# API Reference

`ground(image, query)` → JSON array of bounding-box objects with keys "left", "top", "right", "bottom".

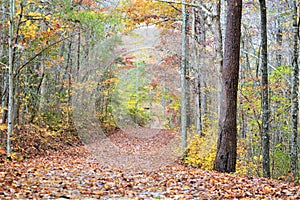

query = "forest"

[{"left": 0, "top": 0, "right": 300, "bottom": 199}]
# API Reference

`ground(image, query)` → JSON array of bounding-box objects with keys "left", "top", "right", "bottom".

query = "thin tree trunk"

[
  {"left": 77, "top": 28, "right": 81, "bottom": 79},
  {"left": 66, "top": 38, "right": 73, "bottom": 125},
  {"left": 195, "top": 73, "right": 202, "bottom": 135},
  {"left": 275, "top": 0, "right": 282, "bottom": 67},
  {"left": 135, "top": 62, "right": 139, "bottom": 124},
  {"left": 2, "top": 80, "right": 8, "bottom": 124},
  {"left": 213, "top": 0, "right": 223, "bottom": 121},
  {"left": 192, "top": 3, "right": 202, "bottom": 135},
  {"left": 290, "top": 0, "right": 299, "bottom": 180},
  {"left": 214, "top": 0, "right": 242, "bottom": 173},
  {"left": 181, "top": 0, "right": 188, "bottom": 150},
  {"left": 1, "top": 3, "right": 8, "bottom": 126},
  {"left": 7, "top": 0, "right": 15, "bottom": 155},
  {"left": 13, "top": 76, "right": 20, "bottom": 135},
  {"left": 259, "top": 0, "right": 270, "bottom": 178},
  {"left": 39, "top": 59, "right": 46, "bottom": 111}
]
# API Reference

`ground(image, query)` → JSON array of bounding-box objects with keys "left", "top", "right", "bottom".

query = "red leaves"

[{"left": 117, "top": 56, "right": 137, "bottom": 70}]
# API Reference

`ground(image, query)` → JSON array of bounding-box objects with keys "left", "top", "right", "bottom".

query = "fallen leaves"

[
  {"left": 0, "top": 145, "right": 299, "bottom": 199},
  {"left": 0, "top": 127, "right": 299, "bottom": 199}
]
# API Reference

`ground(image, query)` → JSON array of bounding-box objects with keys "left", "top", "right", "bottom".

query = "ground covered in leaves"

[{"left": 1, "top": 144, "right": 300, "bottom": 199}]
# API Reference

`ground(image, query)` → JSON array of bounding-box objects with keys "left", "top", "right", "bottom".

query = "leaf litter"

[{"left": 1, "top": 128, "right": 300, "bottom": 199}]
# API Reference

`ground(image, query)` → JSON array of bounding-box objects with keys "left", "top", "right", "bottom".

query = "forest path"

[
  {"left": 1, "top": 145, "right": 299, "bottom": 199},
  {"left": 85, "top": 127, "right": 181, "bottom": 171},
  {"left": 1, "top": 128, "right": 300, "bottom": 199}
]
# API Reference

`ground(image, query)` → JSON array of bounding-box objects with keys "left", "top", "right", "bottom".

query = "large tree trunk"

[
  {"left": 290, "top": 0, "right": 299, "bottom": 180},
  {"left": 260, "top": 0, "right": 270, "bottom": 178},
  {"left": 214, "top": 0, "right": 242, "bottom": 173}
]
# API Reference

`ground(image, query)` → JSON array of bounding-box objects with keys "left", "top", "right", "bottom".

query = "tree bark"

[
  {"left": 181, "top": 0, "right": 187, "bottom": 150},
  {"left": 214, "top": 0, "right": 242, "bottom": 173},
  {"left": 7, "top": 0, "right": 15, "bottom": 156},
  {"left": 260, "top": 0, "right": 270, "bottom": 178},
  {"left": 213, "top": 0, "right": 223, "bottom": 122},
  {"left": 275, "top": 16, "right": 282, "bottom": 66},
  {"left": 290, "top": 0, "right": 299, "bottom": 180}
]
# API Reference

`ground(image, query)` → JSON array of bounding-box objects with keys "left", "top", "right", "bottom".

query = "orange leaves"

[
  {"left": 120, "top": 0, "right": 180, "bottom": 27},
  {"left": 73, "top": 0, "right": 97, "bottom": 8},
  {"left": 1, "top": 124, "right": 300, "bottom": 199},
  {"left": 0, "top": 124, "right": 7, "bottom": 131},
  {"left": 0, "top": 147, "right": 5, "bottom": 156},
  {"left": 0, "top": 144, "right": 300, "bottom": 199}
]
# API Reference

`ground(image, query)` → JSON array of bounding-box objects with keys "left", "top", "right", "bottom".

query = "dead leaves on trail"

[
  {"left": 0, "top": 146, "right": 299, "bottom": 199},
  {"left": 85, "top": 128, "right": 181, "bottom": 171},
  {"left": 109, "top": 128, "right": 177, "bottom": 154}
]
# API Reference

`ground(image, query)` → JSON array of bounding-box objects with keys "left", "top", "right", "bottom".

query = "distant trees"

[{"left": 0, "top": 0, "right": 121, "bottom": 154}]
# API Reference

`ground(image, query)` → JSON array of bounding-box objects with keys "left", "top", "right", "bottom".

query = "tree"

[
  {"left": 7, "top": 0, "right": 15, "bottom": 156},
  {"left": 290, "top": 0, "right": 299, "bottom": 180},
  {"left": 214, "top": 0, "right": 242, "bottom": 173},
  {"left": 260, "top": 0, "right": 270, "bottom": 178},
  {"left": 181, "top": 0, "right": 188, "bottom": 150}
]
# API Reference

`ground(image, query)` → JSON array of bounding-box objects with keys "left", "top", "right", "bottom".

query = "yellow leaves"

[
  {"left": 236, "top": 138, "right": 256, "bottom": 176},
  {"left": 120, "top": 0, "right": 180, "bottom": 27},
  {"left": 103, "top": 78, "right": 119, "bottom": 85},
  {"left": 0, "top": 123, "right": 7, "bottom": 131},
  {"left": 253, "top": 155, "right": 263, "bottom": 161},
  {"left": 184, "top": 134, "right": 217, "bottom": 170},
  {"left": 183, "top": 185, "right": 190, "bottom": 189}
]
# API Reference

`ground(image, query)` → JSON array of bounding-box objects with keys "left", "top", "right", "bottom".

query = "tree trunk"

[
  {"left": 260, "top": 0, "right": 270, "bottom": 178},
  {"left": 192, "top": 1, "right": 205, "bottom": 135},
  {"left": 213, "top": 0, "right": 223, "bottom": 122},
  {"left": 275, "top": 0, "right": 282, "bottom": 67},
  {"left": 214, "top": 0, "right": 242, "bottom": 173},
  {"left": 290, "top": 0, "right": 299, "bottom": 180},
  {"left": 1, "top": 3, "right": 8, "bottom": 126},
  {"left": 7, "top": 0, "right": 15, "bottom": 156},
  {"left": 195, "top": 73, "right": 202, "bottom": 135},
  {"left": 181, "top": 0, "right": 187, "bottom": 150},
  {"left": 135, "top": 62, "right": 139, "bottom": 125}
]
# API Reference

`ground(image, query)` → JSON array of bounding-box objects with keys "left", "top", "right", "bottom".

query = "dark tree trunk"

[
  {"left": 214, "top": 0, "right": 242, "bottom": 173},
  {"left": 260, "top": 0, "right": 270, "bottom": 178},
  {"left": 291, "top": 0, "right": 299, "bottom": 180}
]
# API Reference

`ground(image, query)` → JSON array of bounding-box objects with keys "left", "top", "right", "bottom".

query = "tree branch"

[
  {"left": 153, "top": 0, "right": 215, "bottom": 17},
  {"left": 14, "top": 32, "right": 81, "bottom": 77},
  {"left": 241, "top": 49, "right": 291, "bottom": 85}
]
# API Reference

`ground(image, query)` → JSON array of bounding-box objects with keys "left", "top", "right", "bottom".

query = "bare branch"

[{"left": 241, "top": 49, "right": 291, "bottom": 85}]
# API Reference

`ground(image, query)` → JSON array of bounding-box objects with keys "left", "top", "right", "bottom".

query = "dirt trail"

[{"left": 86, "top": 128, "right": 181, "bottom": 171}]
